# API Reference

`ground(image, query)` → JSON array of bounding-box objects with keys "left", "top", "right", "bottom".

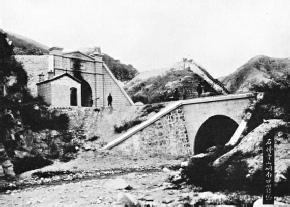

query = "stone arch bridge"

[{"left": 104, "top": 93, "right": 254, "bottom": 156}]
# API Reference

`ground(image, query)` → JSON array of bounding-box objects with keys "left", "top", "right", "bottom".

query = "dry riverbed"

[{"left": 0, "top": 150, "right": 288, "bottom": 206}]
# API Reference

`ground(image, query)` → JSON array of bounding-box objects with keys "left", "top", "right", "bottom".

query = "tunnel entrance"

[
  {"left": 71, "top": 58, "right": 93, "bottom": 107},
  {"left": 194, "top": 115, "right": 239, "bottom": 154},
  {"left": 81, "top": 80, "right": 93, "bottom": 107}
]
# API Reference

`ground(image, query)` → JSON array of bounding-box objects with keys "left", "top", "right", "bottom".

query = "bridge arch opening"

[{"left": 194, "top": 115, "right": 238, "bottom": 154}]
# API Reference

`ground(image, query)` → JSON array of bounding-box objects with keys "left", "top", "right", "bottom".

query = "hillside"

[
  {"left": 102, "top": 54, "right": 139, "bottom": 82},
  {"left": 6, "top": 32, "right": 49, "bottom": 55},
  {"left": 79, "top": 47, "right": 139, "bottom": 82},
  {"left": 125, "top": 59, "right": 228, "bottom": 104},
  {"left": 221, "top": 55, "right": 290, "bottom": 93}
]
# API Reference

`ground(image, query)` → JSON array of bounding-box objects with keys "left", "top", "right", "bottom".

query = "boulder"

[
  {"left": 180, "top": 161, "right": 189, "bottom": 168},
  {"left": 134, "top": 102, "right": 144, "bottom": 106},
  {"left": 116, "top": 192, "right": 140, "bottom": 207},
  {"left": 50, "top": 130, "right": 59, "bottom": 137},
  {"left": 83, "top": 143, "right": 92, "bottom": 151},
  {"left": 14, "top": 150, "right": 29, "bottom": 159},
  {"left": 162, "top": 167, "right": 170, "bottom": 172},
  {"left": 166, "top": 170, "right": 182, "bottom": 184}
]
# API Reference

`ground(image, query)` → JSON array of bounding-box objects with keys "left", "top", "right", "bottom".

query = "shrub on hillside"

[
  {"left": 14, "top": 104, "right": 70, "bottom": 131},
  {"left": 140, "top": 103, "right": 165, "bottom": 116},
  {"left": 245, "top": 74, "right": 290, "bottom": 133},
  {"left": 114, "top": 118, "right": 143, "bottom": 133}
]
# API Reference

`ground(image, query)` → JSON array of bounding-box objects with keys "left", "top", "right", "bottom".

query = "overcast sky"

[{"left": 1, "top": 0, "right": 290, "bottom": 77}]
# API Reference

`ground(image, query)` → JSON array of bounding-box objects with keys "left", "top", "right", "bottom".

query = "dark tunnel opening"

[
  {"left": 71, "top": 58, "right": 93, "bottom": 107},
  {"left": 81, "top": 81, "right": 92, "bottom": 107},
  {"left": 194, "top": 115, "right": 239, "bottom": 154}
]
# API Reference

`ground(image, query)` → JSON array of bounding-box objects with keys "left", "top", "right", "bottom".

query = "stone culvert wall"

[{"left": 114, "top": 107, "right": 191, "bottom": 157}]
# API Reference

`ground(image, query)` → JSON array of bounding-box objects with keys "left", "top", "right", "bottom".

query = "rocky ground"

[
  {"left": 0, "top": 150, "right": 184, "bottom": 206},
  {"left": 1, "top": 149, "right": 290, "bottom": 206},
  {"left": 0, "top": 171, "right": 256, "bottom": 207}
]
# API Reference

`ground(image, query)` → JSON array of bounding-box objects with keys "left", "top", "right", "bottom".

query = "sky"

[{"left": 1, "top": 0, "right": 290, "bottom": 77}]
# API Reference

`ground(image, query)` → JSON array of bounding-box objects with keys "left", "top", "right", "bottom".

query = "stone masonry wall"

[
  {"left": 37, "top": 82, "right": 51, "bottom": 105},
  {"left": 15, "top": 55, "right": 49, "bottom": 97},
  {"left": 96, "top": 74, "right": 104, "bottom": 107},
  {"left": 103, "top": 66, "right": 131, "bottom": 107},
  {"left": 114, "top": 107, "right": 191, "bottom": 157},
  {"left": 95, "top": 61, "right": 103, "bottom": 74}
]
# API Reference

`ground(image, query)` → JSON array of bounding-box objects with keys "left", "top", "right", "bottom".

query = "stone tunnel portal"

[
  {"left": 81, "top": 80, "right": 93, "bottom": 107},
  {"left": 194, "top": 115, "right": 239, "bottom": 154}
]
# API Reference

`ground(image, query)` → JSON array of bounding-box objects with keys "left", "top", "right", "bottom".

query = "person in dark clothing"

[
  {"left": 174, "top": 88, "right": 179, "bottom": 101},
  {"left": 107, "top": 93, "right": 113, "bottom": 106},
  {"left": 197, "top": 83, "right": 202, "bottom": 97},
  {"left": 163, "top": 91, "right": 168, "bottom": 102},
  {"left": 183, "top": 90, "right": 187, "bottom": 100}
]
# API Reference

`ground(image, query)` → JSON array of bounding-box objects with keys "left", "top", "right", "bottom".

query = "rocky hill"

[
  {"left": 6, "top": 32, "right": 49, "bottom": 55},
  {"left": 221, "top": 55, "right": 290, "bottom": 93},
  {"left": 125, "top": 59, "right": 229, "bottom": 104}
]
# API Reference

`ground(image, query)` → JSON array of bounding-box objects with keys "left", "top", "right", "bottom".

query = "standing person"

[
  {"left": 197, "top": 83, "right": 202, "bottom": 97},
  {"left": 107, "top": 93, "right": 113, "bottom": 107},
  {"left": 163, "top": 91, "right": 168, "bottom": 102},
  {"left": 174, "top": 88, "right": 179, "bottom": 101},
  {"left": 183, "top": 90, "right": 187, "bottom": 100}
]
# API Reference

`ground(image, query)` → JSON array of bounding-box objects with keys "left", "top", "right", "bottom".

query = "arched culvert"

[{"left": 194, "top": 115, "right": 238, "bottom": 154}]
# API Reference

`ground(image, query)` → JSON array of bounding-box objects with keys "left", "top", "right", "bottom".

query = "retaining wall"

[{"left": 114, "top": 106, "right": 191, "bottom": 157}]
